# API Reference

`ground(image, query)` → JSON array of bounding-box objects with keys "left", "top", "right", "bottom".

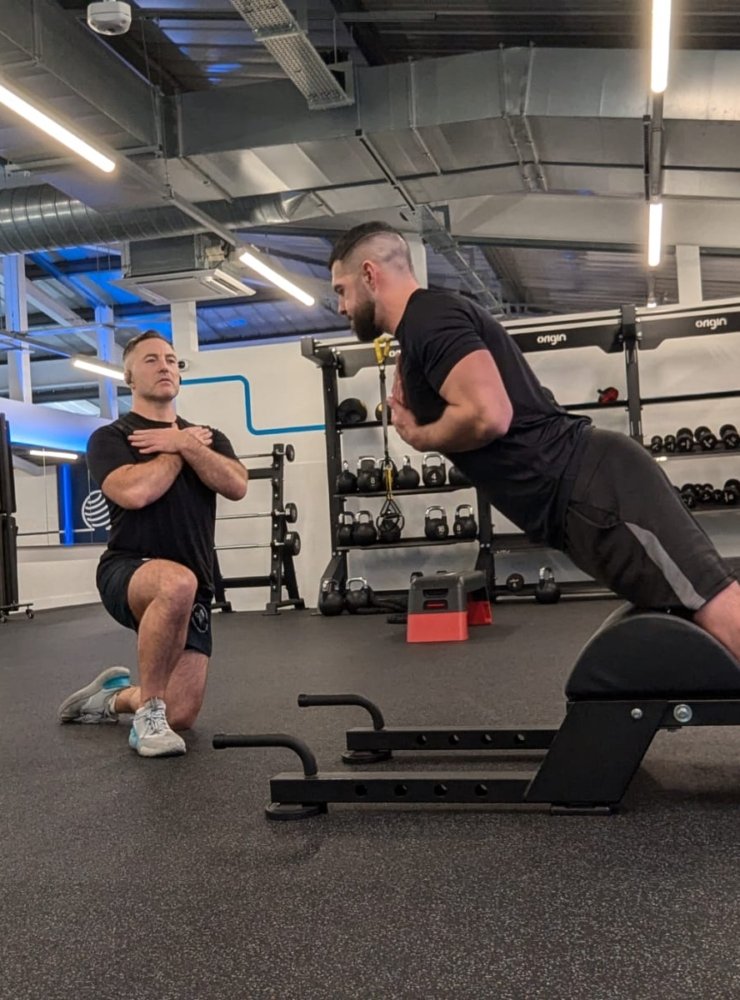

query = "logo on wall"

[
  {"left": 81, "top": 490, "right": 111, "bottom": 531},
  {"left": 694, "top": 316, "right": 728, "bottom": 332}
]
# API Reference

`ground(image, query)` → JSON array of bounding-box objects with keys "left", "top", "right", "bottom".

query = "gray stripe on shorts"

[{"left": 626, "top": 521, "right": 705, "bottom": 610}]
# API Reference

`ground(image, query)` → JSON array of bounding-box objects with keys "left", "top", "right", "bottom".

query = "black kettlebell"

[
  {"left": 376, "top": 508, "right": 404, "bottom": 543},
  {"left": 396, "top": 455, "right": 420, "bottom": 490},
  {"left": 336, "top": 461, "right": 357, "bottom": 494},
  {"left": 336, "top": 511, "right": 355, "bottom": 546},
  {"left": 424, "top": 505, "right": 449, "bottom": 540},
  {"left": 676, "top": 427, "right": 695, "bottom": 453},
  {"left": 535, "top": 566, "right": 561, "bottom": 605},
  {"left": 695, "top": 426, "right": 718, "bottom": 451},
  {"left": 318, "top": 579, "right": 345, "bottom": 616},
  {"left": 353, "top": 510, "right": 377, "bottom": 546},
  {"left": 356, "top": 456, "right": 383, "bottom": 492},
  {"left": 649, "top": 435, "right": 663, "bottom": 454},
  {"left": 452, "top": 503, "right": 477, "bottom": 539},
  {"left": 506, "top": 573, "right": 525, "bottom": 593},
  {"left": 422, "top": 452, "right": 446, "bottom": 488},
  {"left": 720, "top": 424, "right": 740, "bottom": 450},
  {"left": 336, "top": 398, "right": 367, "bottom": 425},
  {"left": 345, "top": 577, "right": 372, "bottom": 613},
  {"left": 448, "top": 465, "right": 471, "bottom": 487}
]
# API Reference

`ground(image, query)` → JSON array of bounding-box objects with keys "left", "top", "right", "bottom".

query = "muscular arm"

[
  {"left": 179, "top": 437, "right": 248, "bottom": 501},
  {"left": 101, "top": 454, "right": 184, "bottom": 510},
  {"left": 389, "top": 350, "right": 513, "bottom": 452}
]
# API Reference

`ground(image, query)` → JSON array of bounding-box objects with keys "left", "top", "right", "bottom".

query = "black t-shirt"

[
  {"left": 87, "top": 411, "right": 239, "bottom": 589},
  {"left": 396, "top": 289, "right": 592, "bottom": 547}
]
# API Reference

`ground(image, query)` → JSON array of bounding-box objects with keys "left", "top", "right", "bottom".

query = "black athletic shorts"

[
  {"left": 563, "top": 428, "right": 737, "bottom": 611},
  {"left": 96, "top": 554, "right": 213, "bottom": 657}
]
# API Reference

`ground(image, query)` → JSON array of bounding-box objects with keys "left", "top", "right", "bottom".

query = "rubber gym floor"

[{"left": 3, "top": 598, "right": 740, "bottom": 1000}]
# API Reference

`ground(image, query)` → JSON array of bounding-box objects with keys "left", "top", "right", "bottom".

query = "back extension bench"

[{"left": 214, "top": 604, "right": 740, "bottom": 820}]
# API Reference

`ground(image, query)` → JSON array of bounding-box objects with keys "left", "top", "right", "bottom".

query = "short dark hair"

[
  {"left": 122, "top": 330, "right": 171, "bottom": 362},
  {"left": 328, "top": 222, "right": 405, "bottom": 268}
]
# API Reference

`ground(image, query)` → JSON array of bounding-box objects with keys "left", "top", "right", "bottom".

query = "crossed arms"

[{"left": 100, "top": 425, "right": 248, "bottom": 510}]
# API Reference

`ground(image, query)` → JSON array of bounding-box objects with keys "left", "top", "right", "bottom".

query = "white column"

[
  {"left": 406, "top": 235, "right": 428, "bottom": 289},
  {"left": 676, "top": 244, "right": 703, "bottom": 306},
  {"left": 95, "top": 305, "right": 119, "bottom": 420},
  {"left": 4, "top": 254, "right": 32, "bottom": 402},
  {"left": 170, "top": 301, "right": 199, "bottom": 358}
]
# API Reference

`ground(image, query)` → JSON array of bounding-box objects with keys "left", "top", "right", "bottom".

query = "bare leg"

[
  {"left": 118, "top": 558, "right": 197, "bottom": 704},
  {"left": 115, "top": 650, "right": 209, "bottom": 730},
  {"left": 693, "top": 580, "right": 740, "bottom": 661}
]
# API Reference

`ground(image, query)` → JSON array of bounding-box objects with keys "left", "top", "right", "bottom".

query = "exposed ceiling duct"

[{"left": 0, "top": 186, "right": 324, "bottom": 255}]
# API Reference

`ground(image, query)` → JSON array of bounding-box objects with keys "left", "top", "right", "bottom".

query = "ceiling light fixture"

[
  {"left": 28, "top": 450, "right": 79, "bottom": 461},
  {"left": 651, "top": 0, "right": 672, "bottom": 94},
  {"left": 0, "top": 81, "right": 116, "bottom": 174},
  {"left": 238, "top": 247, "right": 315, "bottom": 307},
  {"left": 72, "top": 356, "right": 126, "bottom": 380}
]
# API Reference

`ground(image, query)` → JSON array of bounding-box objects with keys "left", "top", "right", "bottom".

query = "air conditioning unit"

[{"left": 113, "top": 235, "right": 257, "bottom": 305}]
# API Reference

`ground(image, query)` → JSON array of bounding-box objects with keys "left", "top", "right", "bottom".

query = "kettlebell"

[
  {"left": 336, "top": 398, "right": 367, "bottom": 425},
  {"left": 448, "top": 465, "right": 471, "bottom": 487},
  {"left": 336, "top": 511, "right": 356, "bottom": 546},
  {"left": 535, "top": 566, "right": 561, "bottom": 605},
  {"left": 424, "top": 505, "right": 449, "bottom": 540},
  {"left": 396, "top": 455, "right": 420, "bottom": 490},
  {"left": 345, "top": 577, "right": 372, "bottom": 613},
  {"left": 452, "top": 503, "right": 477, "bottom": 539},
  {"left": 422, "top": 452, "right": 447, "bottom": 488},
  {"left": 353, "top": 510, "right": 377, "bottom": 546},
  {"left": 376, "top": 509, "right": 404, "bottom": 543},
  {"left": 336, "top": 460, "right": 357, "bottom": 494},
  {"left": 356, "top": 456, "right": 383, "bottom": 492},
  {"left": 318, "top": 579, "right": 345, "bottom": 616}
]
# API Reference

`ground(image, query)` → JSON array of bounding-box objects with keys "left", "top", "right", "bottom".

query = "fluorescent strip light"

[
  {"left": 29, "top": 449, "right": 79, "bottom": 461},
  {"left": 238, "top": 248, "right": 315, "bottom": 307},
  {"left": 72, "top": 356, "right": 126, "bottom": 380},
  {"left": 0, "top": 82, "right": 116, "bottom": 174},
  {"left": 651, "top": 0, "right": 672, "bottom": 94},
  {"left": 648, "top": 202, "right": 663, "bottom": 268}
]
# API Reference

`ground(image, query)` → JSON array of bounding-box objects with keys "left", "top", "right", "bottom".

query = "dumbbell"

[
  {"left": 679, "top": 483, "right": 697, "bottom": 509},
  {"left": 356, "top": 457, "right": 384, "bottom": 492},
  {"left": 695, "top": 426, "right": 719, "bottom": 451},
  {"left": 649, "top": 435, "right": 663, "bottom": 454},
  {"left": 720, "top": 424, "right": 740, "bottom": 450},
  {"left": 424, "top": 505, "right": 449, "bottom": 540},
  {"left": 535, "top": 566, "right": 561, "bottom": 605},
  {"left": 336, "top": 511, "right": 355, "bottom": 546},
  {"left": 353, "top": 510, "right": 377, "bottom": 546},
  {"left": 336, "top": 398, "right": 367, "bottom": 424},
  {"left": 506, "top": 573, "right": 525, "bottom": 593},
  {"left": 452, "top": 504, "right": 477, "bottom": 539},
  {"left": 676, "top": 428, "right": 695, "bottom": 453},
  {"left": 724, "top": 479, "right": 740, "bottom": 505},
  {"left": 663, "top": 434, "right": 677, "bottom": 453},
  {"left": 396, "top": 456, "right": 420, "bottom": 490},
  {"left": 712, "top": 488, "right": 725, "bottom": 505},
  {"left": 336, "top": 461, "right": 357, "bottom": 494},
  {"left": 422, "top": 453, "right": 446, "bottom": 487},
  {"left": 697, "top": 483, "right": 714, "bottom": 505}
]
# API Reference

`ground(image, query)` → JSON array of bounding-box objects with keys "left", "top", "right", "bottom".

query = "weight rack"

[{"left": 212, "top": 442, "right": 305, "bottom": 616}]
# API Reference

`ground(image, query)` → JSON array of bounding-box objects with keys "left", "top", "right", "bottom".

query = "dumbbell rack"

[
  {"left": 212, "top": 443, "right": 305, "bottom": 616},
  {"left": 301, "top": 339, "right": 495, "bottom": 601}
]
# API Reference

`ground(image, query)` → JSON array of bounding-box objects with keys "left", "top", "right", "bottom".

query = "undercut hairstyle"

[
  {"left": 329, "top": 221, "right": 414, "bottom": 275},
  {"left": 122, "top": 329, "right": 171, "bottom": 363}
]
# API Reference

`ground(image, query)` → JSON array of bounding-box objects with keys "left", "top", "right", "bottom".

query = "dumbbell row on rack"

[
  {"left": 336, "top": 453, "right": 470, "bottom": 492},
  {"left": 649, "top": 424, "right": 740, "bottom": 455},
  {"left": 336, "top": 504, "right": 479, "bottom": 545},
  {"left": 678, "top": 479, "right": 740, "bottom": 509}
]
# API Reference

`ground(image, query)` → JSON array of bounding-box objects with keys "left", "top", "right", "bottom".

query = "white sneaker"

[
  {"left": 58, "top": 666, "right": 131, "bottom": 724},
  {"left": 129, "top": 698, "right": 186, "bottom": 758}
]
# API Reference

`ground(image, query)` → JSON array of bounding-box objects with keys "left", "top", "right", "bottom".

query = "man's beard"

[{"left": 351, "top": 297, "right": 383, "bottom": 343}]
